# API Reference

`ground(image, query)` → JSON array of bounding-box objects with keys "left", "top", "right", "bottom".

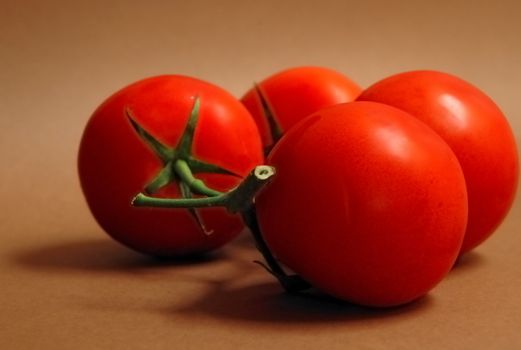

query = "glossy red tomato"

[
  {"left": 256, "top": 102, "right": 468, "bottom": 307},
  {"left": 357, "top": 71, "right": 519, "bottom": 254},
  {"left": 241, "top": 66, "right": 361, "bottom": 149},
  {"left": 78, "top": 75, "right": 263, "bottom": 257}
]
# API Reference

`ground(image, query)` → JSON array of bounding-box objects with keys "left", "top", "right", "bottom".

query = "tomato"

[
  {"left": 357, "top": 71, "right": 519, "bottom": 254},
  {"left": 255, "top": 102, "right": 468, "bottom": 307},
  {"left": 78, "top": 75, "right": 263, "bottom": 257},
  {"left": 241, "top": 66, "right": 361, "bottom": 149}
]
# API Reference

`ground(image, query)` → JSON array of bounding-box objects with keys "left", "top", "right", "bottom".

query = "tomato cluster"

[{"left": 78, "top": 67, "right": 518, "bottom": 307}]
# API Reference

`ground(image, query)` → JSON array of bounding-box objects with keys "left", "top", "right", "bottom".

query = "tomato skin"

[
  {"left": 78, "top": 75, "right": 263, "bottom": 257},
  {"left": 256, "top": 102, "right": 468, "bottom": 307},
  {"left": 357, "top": 71, "right": 519, "bottom": 254},
  {"left": 241, "top": 66, "right": 361, "bottom": 146}
]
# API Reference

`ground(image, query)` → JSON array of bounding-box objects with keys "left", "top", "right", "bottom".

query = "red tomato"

[
  {"left": 241, "top": 66, "right": 361, "bottom": 149},
  {"left": 256, "top": 102, "right": 468, "bottom": 307},
  {"left": 78, "top": 75, "right": 263, "bottom": 257},
  {"left": 357, "top": 71, "right": 519, "bottom": 254}
]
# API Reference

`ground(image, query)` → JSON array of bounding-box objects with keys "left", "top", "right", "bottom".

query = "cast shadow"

[
  {"left": 170, "top": 277, "right": 434, "bottom": 324},
  {"left": 13, "top": 237, "right": 225, "bottom": 273},
  {"left": 13, "top": 234, "right": 435, "bottom": 324},
  {"left": 451, "top": 250, "right": 485, "bottom": 274},
  {"left": 231, "top": 230, "right": 257, "bottom": 249}
]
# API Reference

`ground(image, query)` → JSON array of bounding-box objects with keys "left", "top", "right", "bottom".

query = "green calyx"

[
  {"left": 126, "top": 97, "right": 238, "bottom": 235},
  {"left": 254, "top": 84, "right": 283, "bottom": 154}
]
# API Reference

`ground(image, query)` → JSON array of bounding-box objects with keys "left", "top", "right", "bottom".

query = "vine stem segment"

[{"left": 132, "top": 165, "right": 311, "bottom": 294}]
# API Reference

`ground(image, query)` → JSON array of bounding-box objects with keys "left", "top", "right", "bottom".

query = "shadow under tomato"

[
  {"left": 13, "top": 237, "right": 227, "bottom": 273},
  {"left": 14, "top": 235, "right": 435, "bottom": 324},
  {"left": 171, "top": 278, "right": 434, "bottom": 324},
  {"left": 452, "top": 250, "right": 485, "bottom": 272},
  {"left": 230, "top": 230, "right": 257, "bottom": 249}
]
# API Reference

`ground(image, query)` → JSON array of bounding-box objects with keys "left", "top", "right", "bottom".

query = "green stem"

[
  {"left": 132, "top": 192, "right": 227, "bottom": 208},
  {"left": 223, "top": 165, "right": 276, "bottom": 213},
  {"left": 133, "top": 165, "right": 275, "bottom": 212},
  {"left": 254, "top": 83, "right": 283, "bottom": 154},
  {"left": 131, "top": 164, "right": 311, "bottom": 294},
  {"left": 174, "top": 159, "right": 223, "bottom": 197},
  {"left": 241, "top": 207, "right": 311, "bottom": 293}
]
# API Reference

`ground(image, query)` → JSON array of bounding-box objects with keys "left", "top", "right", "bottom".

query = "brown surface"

[{"left": 1, "top": 0, "right": 521, "bottom": 349}]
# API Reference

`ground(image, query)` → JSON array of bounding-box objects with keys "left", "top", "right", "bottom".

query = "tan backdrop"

[{"left": 1, "top": 0, "right": 520, "bottom": 349}]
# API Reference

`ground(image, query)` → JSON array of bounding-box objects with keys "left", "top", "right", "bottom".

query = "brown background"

[{"left": 1, "top": 0, "right": 520, "bottom": 349}]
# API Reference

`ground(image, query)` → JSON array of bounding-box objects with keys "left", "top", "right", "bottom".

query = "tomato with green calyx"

[
  {"left": 241, "top": 66, "right": 361, "bottom": 152},
  {"left": 255, "top": 102, "right": 468, "bottom": 307},
  {"left": 357, "top": 71, "right": 519, "bottom": 254},
  {"left": 78, "top": 75, "right": 263, "bottom": 257}
]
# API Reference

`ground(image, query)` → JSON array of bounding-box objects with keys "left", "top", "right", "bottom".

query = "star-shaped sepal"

[{"left": 126, "top": 97, "right": 239, "bottom": 235}]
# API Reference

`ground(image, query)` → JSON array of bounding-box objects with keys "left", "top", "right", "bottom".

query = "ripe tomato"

[
  {"left": 256, "top": 102, "right": 468, "bottom": 307},
  {"left": 357, "top": 71, "right": 519, "bottom": 254},
  {"left": 78, "top": 75, "right": 263, "bottom": 257},
  {"left": 241, "top": 66, "right": 361, "bottom": 149}
]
